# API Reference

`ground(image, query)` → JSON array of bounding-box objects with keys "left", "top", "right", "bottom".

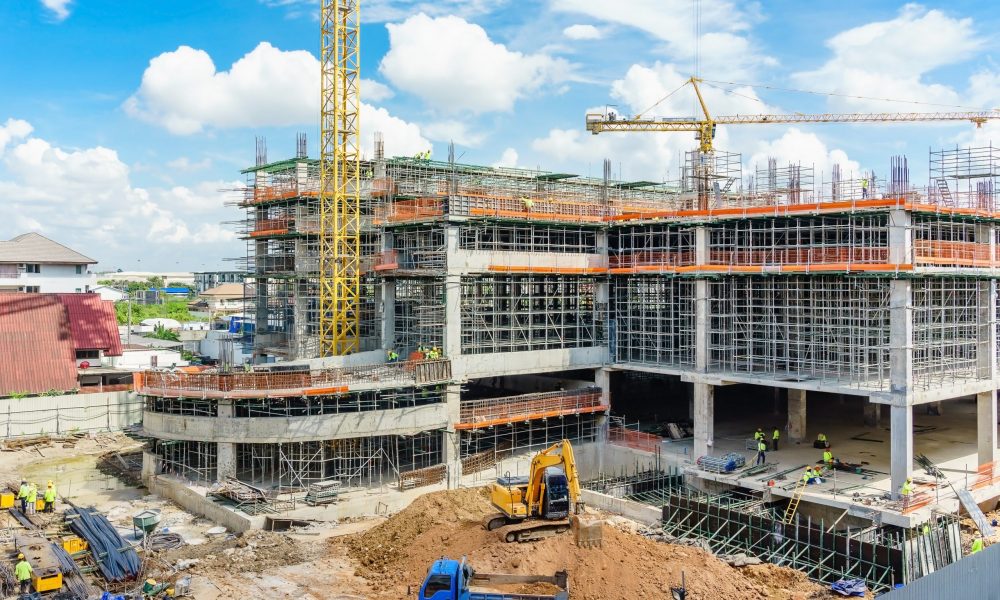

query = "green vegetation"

[
  {"left": 149, "top": 324, "right": 181, "bottom": 342},
  {"left": 114, "top": 301, "right": 204, "bottom": 325}
]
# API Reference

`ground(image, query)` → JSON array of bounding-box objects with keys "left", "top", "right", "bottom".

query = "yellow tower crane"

[
  {"left": 586, "top": 76, "right": 999, "bottom": 154},
  {"left": 319, "top": 0, "right": 361, "bottom": 356}
]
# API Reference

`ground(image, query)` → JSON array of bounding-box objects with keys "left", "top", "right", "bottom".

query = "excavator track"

[{"left": 487, "top": 516, "right": 571, "bottom": 543}]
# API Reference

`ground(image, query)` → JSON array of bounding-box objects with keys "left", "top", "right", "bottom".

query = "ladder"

[
  {"left": 936, "top": 178, "right": 953, "bottom": 203},
  {"left": 783, "top": 476, "right": 809, "bottom": 524}
]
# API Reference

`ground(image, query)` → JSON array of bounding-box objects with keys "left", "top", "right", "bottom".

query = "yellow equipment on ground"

[{"left": 485, "top": 440, "right": 600, "bottom": 544}]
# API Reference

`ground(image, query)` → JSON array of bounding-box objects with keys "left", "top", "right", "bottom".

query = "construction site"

[{"left": 6, "top": 1, "right": 1000, "bottom": 599}]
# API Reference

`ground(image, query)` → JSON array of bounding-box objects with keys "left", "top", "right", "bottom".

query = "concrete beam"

[
  {"left": 890, "top": 404, "right": 913, "bottom": 499},
  {"left": 451, "top": 346, "right": 607, "bottom": 380},
  {"left": 142, "top": 403, "right": 450, "bottom": 444},
  {"left": 978, "top": 390, "right": 998, "bottom": 466},
  {"left": 787, "top": 389, "right": 806, "bottom": 441},
  {"left": 693, "top": 383, "right": 714, "bottom": 458}
]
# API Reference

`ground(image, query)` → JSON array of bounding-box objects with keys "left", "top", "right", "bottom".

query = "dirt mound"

[
  {"left": 343, "top": 486, "right": 492, "bottom": 583},
  {"left": 161, "top": 530, "right": 314, "bottom": 575},
  {"left": 339, "top": 486, "right": 833, "bottom": 600}
]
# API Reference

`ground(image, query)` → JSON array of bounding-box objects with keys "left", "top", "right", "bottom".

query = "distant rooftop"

[{"left": 0, "top": 232, "right": 95, "bottom": 265}]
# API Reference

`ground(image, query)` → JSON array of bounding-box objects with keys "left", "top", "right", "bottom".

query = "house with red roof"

[{"left": 0, "top": 293, "right": 127, "bottom": 397}]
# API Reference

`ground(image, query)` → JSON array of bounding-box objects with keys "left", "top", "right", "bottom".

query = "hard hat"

[
  {"left": 17, "top": 553, "right": 24, "bottom": 559},
  {"left": 47, "top": 482, "right": 53, "bottom": 487},
  {"left": 147, "top": 578, "right": 157, "bottom": 585},
  {"left": 47, "top": 480, "right": 53, "bottom": 485}
]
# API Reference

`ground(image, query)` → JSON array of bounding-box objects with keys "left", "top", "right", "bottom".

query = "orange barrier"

[
  {"left": 456, "top": 389, "right": 606, "bottom": 430},
  {"left": 608, "top": 427, "right": 662, "bottom": 453},
  {"left": 487, "top": 265, "right": 606, "bottom": 275},
  {"left": 372, "top": 250, "right": 400, "bottom": 271},
  {"left": 914, "top": 240, "right": 995, "bottom": 267}
]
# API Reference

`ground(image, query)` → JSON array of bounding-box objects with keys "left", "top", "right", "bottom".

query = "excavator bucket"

[{"left": 572, "top": 515, "right": 604, "bottom": 548}]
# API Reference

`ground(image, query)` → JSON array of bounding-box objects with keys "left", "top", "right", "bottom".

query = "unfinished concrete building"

[{"left": 139, "top": 141, "right": 1000, "bottom": 577}]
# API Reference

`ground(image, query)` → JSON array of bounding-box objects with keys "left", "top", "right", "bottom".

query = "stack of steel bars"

[
  {"left": 51, "top": 542, "right": 96, "bottom": 600},
  {"left": 65, "top": 506, "right": 141, "bottom": 583},
  {"left": 696, "top": 452, "right": 746, "bottom": 474}
]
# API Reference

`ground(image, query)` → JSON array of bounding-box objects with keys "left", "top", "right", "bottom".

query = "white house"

[
  {"left": 0, "top": 233, "right": 98, "bottom": 293},
  {"left": 93, "top": 285, "right": 128, "bottom": 301}
]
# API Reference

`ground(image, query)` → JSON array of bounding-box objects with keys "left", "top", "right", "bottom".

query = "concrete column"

[
  {"left": 890, "top": 404, "right": 913, "bottom": 499},
  {"left": 887, "top": 209, "right": 912, "bottom": 266},
  {"left": 443, "top": 383, "right": 462, "bottom": 488},
  {"left": 381, "top": 279, "right": 396, "bottom": 351},
  {"left": 863, "top": 401, "right": 881, "bottom": 428},
  {"left": 978, "top": 390, "right": 998, "bottom": 466},
  {"left": 216, "top": 398, "right": 236, "bottom": 480},
  {"left": 787, "top": 389, "right": 806, "bottom": 441},
  {"left": 594, "top": 368, "right": 611, "bottom": 408},
  {"left": 976, "top": 278, "right": 997, "bottom": 382},
  {"left": 694, "top": 280, "right": 709, "bottom": 371},
  {"left": 693, "top": 383, "right": 714, "bottom": 458}
]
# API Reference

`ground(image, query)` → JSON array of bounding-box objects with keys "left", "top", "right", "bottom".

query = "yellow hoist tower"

[{"left": 319, "top": 0, "right": 361, "bottom": 356}]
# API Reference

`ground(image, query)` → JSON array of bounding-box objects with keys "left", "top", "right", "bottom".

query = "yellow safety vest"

[
  {"left": 772, "top": 430, "right": 780, "bottom": 440},
  {"left": 17, "top": 484, "right": 28, "bottom": 499},
  {"left": 971, "top": 538, "right": 984, "bottom": 553},
  {"left": 901, "top": 482, "right": 913, "bottom": 496},
  {"left": 26, "top": 487, "right": 37, "bottom": 502},
  {"left": 44, "top": 487, "right": 56, "bottom": 502},
  {"left": 823, "top": 451, "right": 833, "bottom": 463},
  {"left": 757, "top": 442, "right": 766, "bottom": 452},
  {"left": 15, "top": 560, "right": 32, "bottom": 581}
]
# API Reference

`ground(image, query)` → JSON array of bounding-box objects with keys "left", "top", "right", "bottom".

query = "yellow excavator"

[{"left": 485, "top": 440, "right": 600, "bottom": 544}]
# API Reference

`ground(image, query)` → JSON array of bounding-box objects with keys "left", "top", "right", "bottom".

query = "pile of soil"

[
  {"left": 161, "top": 530, "right": 314, "bottom": 574},
  {"left": 338, "top": 487, "right": 835, "bottom": 599}
]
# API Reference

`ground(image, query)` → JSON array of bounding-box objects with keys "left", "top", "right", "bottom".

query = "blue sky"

[{"left": 2, "top": 0, "right": 1000, "bottom": 270}]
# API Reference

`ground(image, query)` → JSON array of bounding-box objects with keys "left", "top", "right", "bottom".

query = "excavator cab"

[{"left": 541, "top": 468, "right": 570, "bottom": 519}]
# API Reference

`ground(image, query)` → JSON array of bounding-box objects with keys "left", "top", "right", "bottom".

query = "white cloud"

[
  {"left": 380, "top": 14, "right": 572, "bottom": 114},
  {"left": 362, "top": 78, "right": 394, "bottom": 102},
  {"left": 563, "top": 24, "right": 601, "bottom": 40},
  {"left": 166, "top": 157, "right": 213, "bottom": 172},
  {"left": 0, "top": 119, "right": 33, "bottom": 157},
  {"left": 793, "top": 5, "right": 983, "bottom": 111},
  {"left": 125, "top": 43, "right": 317, "bottom": 135},
  {"left": 40, "top": 0, "right": 72, "bottom": 21},
  {"left": 422, "top": 120, "right": 485, "bottom": 147},
  {"left": 0, "top": 121, "right": 241, "bottom": 269},
  {"left": 747, "top": 128, "right": 861, "bottom": 182},
  {"left": 125, "top": 43, "right": 430, "bottom": 156},
  {"left": 493, "top": 148, "right": 519, "bottom": 168},
  {"left": 552, "top": 0, "right": 772, "bottom": 77}
]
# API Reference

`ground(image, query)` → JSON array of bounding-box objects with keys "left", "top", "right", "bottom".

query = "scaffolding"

[
  {"left": 708, "top": 277, "right": 892, "bottom": 389},
  {"left": 456, "top": 387, "right": 605, "bottom": 430},
  {"left": 393, "top": 279, "right": 445, "bottom": 354},
  {"left": 912, "top": 278, "right": 989, "bottom": 389},
  {"left": 929, "top": 145, "right": 1000, "bottom": 210},
  {"left": 460, "top": 274, "right": 602, "bottom": 354},
  {"left": 234, "top": 432, "right": 441, "bottom": 490},
  {"left": 611, "top": 277, "right": 695, "bottom": 366},
  {"left": 459, "top": 222, "right": 599, "bottom": 254},
  {"left": 458, "top": 412, "right": 601, "bottom": 457}
]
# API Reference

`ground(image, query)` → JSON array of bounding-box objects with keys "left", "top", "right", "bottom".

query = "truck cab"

[{"left": 420, "top": 558, "right": 472, "bottom": 600}]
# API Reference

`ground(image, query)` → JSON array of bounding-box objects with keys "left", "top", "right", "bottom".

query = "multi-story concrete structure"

[
  {"left": 193, "top": 270, "right": 246, "bottom": 294},
  {"left": 0, "top": 233, "right": 97, "bottom": 293},
  {"left": 138, "top": 142, "right": 1000, "bottom": 519}
]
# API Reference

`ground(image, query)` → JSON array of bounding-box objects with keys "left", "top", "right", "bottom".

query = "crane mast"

[{"left": 319, "top": 0, "right": 361, "bottom": 356}]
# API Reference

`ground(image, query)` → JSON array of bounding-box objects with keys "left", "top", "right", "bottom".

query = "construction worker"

[
  {"left": 15, "top": 553, "right": 32, "bottom": 594},
  {"left": 43, "top": 481, "right": 56, "bottom": 512},
  {"left": 521, "top": 196, "right": 534, "bottom": 211},
  {"left": 772, "top": 427, "right": 780, "bottom": 451},
  {"left": 754, "top": 428, "right": 764, "bottom": 442},
  {"left": 900, "top": 477, "right": 914, "bottom": 509},
  {"left": 429, "top": 346, "right": 441, "bottom": 359},
  {"left": 755, "top": 439, "right": 767, "bottom": 466},
  {"left": 811, "top": 466, "right": 824, "bottom": 484},
  {"left": 971, "top": 535, "right": 984, "bottom": 554},
  {"left": 17, "top": 480, "right": 29, "bottom": 512},
  {"left": 802, "top": 468, "right": 815, "bottom": 485},
  {"left": 815, "top": 433, "right": 829, "bottom": 449},
  {"left": 822, "top": 449, "right": 833, "bottom": 466},
  {"left": 861, "top": 177, "right": 869, "bottom": 199},
  {"left": 26, "top": 482, "right": 37, "bottom": 515},
  {"left": 387, "top": 348, "right": 399, "bottom": 363},
  {"left": 143, "top": 578, "right": 168, "bottom": 598}
]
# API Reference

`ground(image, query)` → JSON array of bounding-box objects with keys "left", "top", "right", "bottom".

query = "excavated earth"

[{"left": 339, "top": 487, "right": 844, "bottom": 599}]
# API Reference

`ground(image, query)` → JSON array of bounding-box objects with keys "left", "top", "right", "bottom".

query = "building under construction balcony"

[{"left": 141, "top": 140, "right": 1000, "bottom": 562}]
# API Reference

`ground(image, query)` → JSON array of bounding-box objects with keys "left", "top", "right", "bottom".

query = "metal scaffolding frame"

[
  {"left": 458, "top": 412, "right": 601, "bottom": 457},
  {"left": 459, "top": 222, "right": 599, "bottom": 254},
  {"left": 611, "top": 276, "right": 695, "bottom": 366},
  {"left": 460, "top": 274, "right": 602, "bottom": 354}
]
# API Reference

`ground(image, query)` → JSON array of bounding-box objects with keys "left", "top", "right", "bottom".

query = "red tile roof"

[
  {"left": 56, "top": 294, "right": 123, "bottom": 356},
  {"left": 0, "top": 294, "right": 77, "bottom": 395}
]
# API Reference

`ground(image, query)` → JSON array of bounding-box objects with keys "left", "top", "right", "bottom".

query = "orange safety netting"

[
  {"left": 456, "top": 390, "right": 605, "bottom": 430},
  {"left": 914, "top": 240, "right": 995, "bottom": 267},
  {"left": 608, "top": 427, "right": 661, "bottom": 453}
]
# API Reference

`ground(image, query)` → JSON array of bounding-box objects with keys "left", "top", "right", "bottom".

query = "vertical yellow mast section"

[{"left": 320, "top": 0, "right": 361, "bottom": 356}]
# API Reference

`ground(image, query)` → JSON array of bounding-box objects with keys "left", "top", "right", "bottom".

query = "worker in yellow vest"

[
  {"left": 772, "top": 428, "right": 780, "bottom": 451},
  {"left": 971, "top": 535, "right": 984, "bottom": 554},
  {"left": 823, "top": 449, "right": 833, "bottom": 466},
  {"left": 17, "top": 480, "right": 29, "bottom": 512},
  {"left": 521, "top": 197, "right": 534, "bottom": 211},
  {"left": 15, "top": 553, "right": 32, "bottom": 595},
  {"left": 755, "top": 439, "right": 767, "bottom": 466},
  {"left": 25, "top": 483, "right": 37, "bottom": 515},
  {"left": 900, "top": 477, "right": 914, "bottom": 509},
  {"left": 43, "top": 481, "right": 56, "bottom": 512}
]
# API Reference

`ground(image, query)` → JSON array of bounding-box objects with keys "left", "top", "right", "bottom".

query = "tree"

[
  {"left": 146, "top": 275, "right": 165, "bottom": 289},
  {"left": 149, "top": 324, "right": 180, "bottom": 342}
]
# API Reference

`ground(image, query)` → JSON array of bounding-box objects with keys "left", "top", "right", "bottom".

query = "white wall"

[
  {"left": 0, "top": 263, "right": 97, "bottom": 293},
  {"left": 0, "top": 391, "right": 142, "bottom": 438},
  {"left": 199, "top": 330, "right": 251, "bottom": 363},
  {"left": 111, "top": 349, "right": 188, "bottom": 369}
]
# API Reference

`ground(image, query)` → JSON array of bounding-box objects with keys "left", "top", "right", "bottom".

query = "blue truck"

[{"left": 419, "top": 558, "right": 569, "bottom": 600}]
